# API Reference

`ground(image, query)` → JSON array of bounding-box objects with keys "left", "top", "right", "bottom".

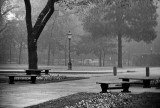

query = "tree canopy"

[
  {"left": 1, "top": 0, "right": 159, "bottom": 68},
  {"left": 83, "top": 0, "right": 158, "bottom": 67},
  {"left": 84, "top": 0, "right": 158, "bottom": 42}
]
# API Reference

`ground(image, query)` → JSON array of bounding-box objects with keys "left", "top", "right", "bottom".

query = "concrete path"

[{"left": 0, "top": 67, "right": 160, "bottom": 108}]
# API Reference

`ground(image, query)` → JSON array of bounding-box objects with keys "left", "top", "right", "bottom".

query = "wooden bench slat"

[
  {"left": 25, "top": 69, "right": 51, "bottom": 75},
  {"left": 8, "top": 75, "right": 37, "bottom": 84},
  {"left": 15, "top": 79, "right": 31, "bottom": 81}
]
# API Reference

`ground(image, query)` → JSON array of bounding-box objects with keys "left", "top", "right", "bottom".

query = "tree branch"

[
  {"left": 33, "top": 0, "right": 53, "bottom": 35},
  {"left": 2, "top": 6, "right": 19, "bottom": 16},
  {"left": 0, "top": 23, "right": 8, "bottom": 33},
  {"left": 33, "top": 0, "right": 55, "bottom": 40},
  {"left": 35, "top": 7, "right": 54, "bottom": 40},
  {"left": 24, "top": 0, "right": 33, "bottom": 37}
]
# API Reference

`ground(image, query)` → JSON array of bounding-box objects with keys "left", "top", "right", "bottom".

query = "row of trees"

[
  {"left": 0, "top": 0, "right": 23, "bottom": 63},
  {"left": 0, "top": 0, "right": 159, "bottom": 69},
  {"left": 83, "top": 0, "right": 158, "bottom": 67},
  {"left": 75, "top": 36, "right": 117, "bottom": 67}
]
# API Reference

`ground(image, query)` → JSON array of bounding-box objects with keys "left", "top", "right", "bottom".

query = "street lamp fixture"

[{"left": 67, "top": 31, "right": 72, "bottom": 70}]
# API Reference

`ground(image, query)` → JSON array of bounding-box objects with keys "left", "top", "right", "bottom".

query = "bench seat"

[
  {"left": 119, "top": 76, "right": 159, "bottom": 88},
  {"left": 8, "top": 75, "right": 37, "bottom": 84},
  {"left": 25, "top": 69, "right": 43, "bottom": 75},
  {"left": 40, "top": 69, "right": 51, "bottom": 75},
  {"left": 96, "top": 81, "right": 133, "bottom": 93},
  {"left": 25, "top": 69, "right": 51, "bottom": 75}
]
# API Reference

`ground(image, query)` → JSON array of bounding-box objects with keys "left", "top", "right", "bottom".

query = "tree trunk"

[
  {"left": 103, "top": 52, "right": 105, "bottom": 67},
  {"left": 52, "top": 39, "right": 56, "bottom": 65},
  {"left": 9, "top": 42, "right": 12, "bottom": 64},
  {"left": 0, "top": 23, "right": 8, "bottom": 33},
  {"left": 28, "top": 41, "right": 38, "bottom": 69},
  {"left": 1, "top": 42, "right": 5, "bottom": 63},
  {"left": 47, "top": 43, "right": 51, "bottom": 66},
  {"left": 128, "top": 53, "right": 130, "bottom": 66},
  {"left": 99, "top": 52, "right": 102, "bottom": 67},
  {"left": 18, "top": 41, "right": 23, "bottom": 64},
  {"left": 81, "top": 55, "right": 83, "bottom": 66},
  {"left": 118, "top": 34, "right": 123, "bottom": 68},
  {"left": 24, "top": 0, "right": 55, "bottom": 69},
  {"left": 52, "top": 54, "right": 54, "bottom": 65}
]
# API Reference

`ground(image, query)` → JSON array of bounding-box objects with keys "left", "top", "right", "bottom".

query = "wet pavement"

[{"left": 0, "top": 67, "right": 160, "bottom": 108}]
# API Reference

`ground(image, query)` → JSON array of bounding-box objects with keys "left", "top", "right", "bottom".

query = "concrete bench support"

[
  {"left": 44, "top": 69, "right": 50, "bottom": 75},
  {"left": 120, "top": 77, "right": 154, "bottom": 88},
  {"left": 97, "top": 82, "right": 131, "bottom": 93},
  {"left": 143, "top": 80, "right": 151, "bottom": 88},
  {"left": 9, "top": 76, "right": 15, "bottom": 84},
  {"left": 146, "top": 67, "right": 150, "bottom": 77}
]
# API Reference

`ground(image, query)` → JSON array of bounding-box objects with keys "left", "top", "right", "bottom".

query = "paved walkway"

[{"left": 0, "top": 67, "right": 160, "bottom": 108}]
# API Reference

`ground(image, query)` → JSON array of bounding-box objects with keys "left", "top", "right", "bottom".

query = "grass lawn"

[{"left": 25, "top": 92, "right": 160, "bottom": 108}]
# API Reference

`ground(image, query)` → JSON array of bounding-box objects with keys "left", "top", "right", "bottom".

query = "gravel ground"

[{"left": 25, "top": 92, "right": 160, "bottom": 108}]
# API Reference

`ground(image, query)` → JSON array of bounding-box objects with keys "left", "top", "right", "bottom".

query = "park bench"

[
  {"left": 41, "top": 69, "right": 51, "bottom": 75},
  {"left": 25, "top": 69, "right": 51, "bottom": 75},
  {"left": 8, "top": 75, "right": 37, "bottom": 84},
  {"left": 119, "top": 76, "right": 159, "bottom": 88},
  {"left": 96, "top": 81, "right": 133, "bottom": 93}
]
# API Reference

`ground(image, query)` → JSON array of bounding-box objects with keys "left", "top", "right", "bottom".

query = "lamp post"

[
  {"left": 150, "top": 47, "right": 153, "bottom": 66},
  {"left": 150, "top": 47, "right": 153, "bottom": 55},
  {"left": 67, "top": 31, "right": 72, "bottom": 70}
]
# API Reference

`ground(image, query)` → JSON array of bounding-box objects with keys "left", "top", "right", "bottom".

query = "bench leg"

[
  {"left": 100, "top": 84, "right": 108, "bottom": 93},
  {"left": 9, "top": 76, "right": 15, "bottom": 84},
  {"left": 143, "top": 80, "right": 151, "bottom": 88},
  {"left": 31, "top": 76, "right": 36, "bottom": 84},
  {"left": 121, "top": 83, "right": 131, "bottom": 93},
  {"left": 26, "top": 70, "right": 31, "bottom": 75},
  {"left": 122, "top": 78, "right": 129, "bottom": 82},
  {"left": 26, "top": 70, "right": 41, "bottom": 75},
  {"left": 45, "top": 70, "right": 49, "bottom": 75}
]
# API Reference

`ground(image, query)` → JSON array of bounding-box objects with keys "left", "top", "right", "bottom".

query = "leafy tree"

[
  {"left": 0, "top": 0, "right": 9, "bottom": 33},
  {"left": 23, "top": 0, "right": 91, "bottom": 69},
  {"left": 106, "top": 0, "right": 158, "bottom": 67},
  {"left": 22, "top": 0, "right": 141, "bottom": 69},
  {"left": 83, "top": 0, "right": 158, "bottom": 67},
  {"left": 0, "top": 20, "right": 19, "bottom": 63},
  {"left": 75, "top": 36, "right": 116, "bottom": 67},
  {"left": 0, "top": 0, "right": 19, "bottom": 33},
  {"left": 23, "top": 0, "right": 57, "bottom": 69},
  {"left": 15, "top": 20, "right": 27, "bottom": 64},
  {"left": 0, "top": 0, "right": 20, "bottom": 63}
]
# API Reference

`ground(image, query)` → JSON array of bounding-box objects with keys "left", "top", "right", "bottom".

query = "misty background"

[{"left": 0, "top": 0, "right": 160, "bottom": 67}]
